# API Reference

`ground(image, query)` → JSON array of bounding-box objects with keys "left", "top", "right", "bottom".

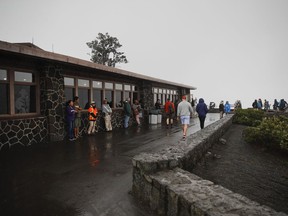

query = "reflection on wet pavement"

[{"left": 0, "top": 114, "right": 219, "bottom": 216}]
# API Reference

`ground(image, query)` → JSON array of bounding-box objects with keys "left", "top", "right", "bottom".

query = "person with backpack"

[
  {"left": 164, "top": 98, "right": 175, "bottom": 128},
  {"left": 177, "top": 96, "right": 193, "bottom": 139},
  {"left": 219, "top": 100, "right": 224, "bottom": 119}
]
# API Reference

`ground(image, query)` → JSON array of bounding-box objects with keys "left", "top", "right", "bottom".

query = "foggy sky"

[{"left": 1, "top": 0, "right": 287, "bottom": 108}]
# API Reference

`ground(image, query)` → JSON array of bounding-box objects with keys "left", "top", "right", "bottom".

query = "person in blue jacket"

[
  {"left": 224, "top": 101, "right": 231, "bottom": 115},
  {"left": 196, "top": 98, "right": 208, "bottom": 129}
]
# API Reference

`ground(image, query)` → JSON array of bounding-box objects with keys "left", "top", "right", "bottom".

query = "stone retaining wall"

[{"left": 132, "top": 115, "right": 287, "bottom": 215}]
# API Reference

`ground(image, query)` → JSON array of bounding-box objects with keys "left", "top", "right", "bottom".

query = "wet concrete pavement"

[{"left": 0, "top": 114, "right": 219, "bottom": 216}]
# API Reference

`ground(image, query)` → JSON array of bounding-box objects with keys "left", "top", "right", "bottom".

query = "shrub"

[
  {"left": 243, "top": 115, "right": 288, "bottom": 152},
  {"left": 233, "top": 109, "right": 264, "bottom": 126}
]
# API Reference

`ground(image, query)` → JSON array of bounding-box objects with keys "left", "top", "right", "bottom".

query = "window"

[
  {"left": 78, "top": 88, "right": 89, "bottom": 109},
  {"left": 115, "top": 91, "right": 123, "bottom": 107},
  {"left": 0, "top": 69, "right": 38, "bottom": 117},
  {"left": 105, "top": 82, "right": 113, "bottom": 89},
  {"left": 124, "top": 84, "right": 131, "bottom": 91},
  {"left": 105, "top": 90, "right": 113, "bottom": 108},
  {"left": 78, "top": 79, "right": 90, "bottom": 87},
  {"left": 93, "top": 89, "right": 102, "bottom": 108},
  {"left": 115, "top": 83, "right": 123, "bottom": 90},
  {"left": 14, "top": 71, "right": 36, "bottom": 114},
  {"left": 78, "top": 79, "right": 89, "bottom": 108},
  {"left": 0, "top": 69, "right": 9, "bottom": 114},
  {"left": 64, "top": 77, "right": 138, "bottom": 110},
  {"left": 104, "top": 82, "right": 113, "bottom": 107},
  {"left": 124, "top": 91, "right": 130, "bottom": 101},
  {"left": 93, "top": 81, "right": 103, "bottom": 108},
  {"left": 64, "top": 77, "right": 75, "bottom": 101},
  {"left": 93, "top": 81, "right": 102, "bottom": 89}
]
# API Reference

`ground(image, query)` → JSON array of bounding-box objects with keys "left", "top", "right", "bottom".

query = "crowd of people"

[
  {"left": 252, "top": 98, "right": 288, "bottom": 111},
  {"left": 155, "top": 96, "right": 208, "bottom": 140},
  {"left": 65, "top": 96, "right": 142, "bottom": 141},
  {"left": 66, "top": 95, "right": 287, "bottom": 142}
]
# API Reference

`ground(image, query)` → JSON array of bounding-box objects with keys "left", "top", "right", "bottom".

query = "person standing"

[
  {"left": 252, "top": 99, "right": 258, "bottom": 109},
  {"left": 155, "top": 99, "right": 161, "bottom": 110},
  {"left": 177, "top": 96, "right": 193, "bottom": 139},
  {"left": 73, "top": 96, "right": 82, "bottom": 138},
  {"left": 102, "top": 99, "right": 113, "bottom": 131},
  {"left": 224, "top": 101, "right": 231, "bottom": 115},
  {"left": 132, "top": 99, "right": 141, "bottom": 126},
  {"left": 123, "top": 98, "right": 131, "bottom": 128},
  {"left": 66, "top": 100, "right": 76, "bottom": 141},
  {"left": 164, "top": 98, "right": 175, "bottom": 128},
  {"left": 257, "top": 98, "right": 263, "bottom": 110},
  {"left": 273, "top": 99, "right": 279, "bottom": 111},
  {"left": 196, "top": 98, "right": 208, "bottom": 129},
  {"left": 191, "top": 97, "right": 196, "bottom": 116},
  {"left": 87, "top": 101, "right": 98, "bottom": 135},
  {"left": 219, "top": 101, "right": 224, "bottom": 119}
]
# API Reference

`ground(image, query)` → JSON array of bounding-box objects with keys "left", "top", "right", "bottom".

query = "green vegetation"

[
  {"left": 234, "top": 109, "right": 288, "bottom": 152},
  {"left": 233, "top": 109, "right": 264, "bottom": 126}
]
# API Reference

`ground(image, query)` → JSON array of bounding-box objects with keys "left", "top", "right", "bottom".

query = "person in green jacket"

[{"left": 123, "top": 98, "right": 131, "bottom": 128}]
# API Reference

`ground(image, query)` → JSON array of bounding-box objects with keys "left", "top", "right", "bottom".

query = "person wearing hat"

[
  {"left": 177, "top": 95, "right": 193, "bottom": 139},
  {"left": 87, "top": 101, "right": 98, "bottom": 134},
  {"left": 164, "top": 98, "right": 175, "bottom": 128},
  {"left": 219, "top": 100, "right": 224, "bottom": 119}
]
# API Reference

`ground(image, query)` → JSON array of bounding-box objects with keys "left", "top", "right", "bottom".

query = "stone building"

[{"left": 0, "top": 40, "right": 196, "bottom": 150}]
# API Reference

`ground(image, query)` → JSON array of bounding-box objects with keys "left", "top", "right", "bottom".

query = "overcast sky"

[{"left": 1, "top": 0, "right": 287, "bottom": 108}]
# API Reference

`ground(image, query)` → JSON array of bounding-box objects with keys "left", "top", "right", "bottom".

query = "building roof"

[{"left": 0, "top": 40, "right": 196, "bottom": 90}]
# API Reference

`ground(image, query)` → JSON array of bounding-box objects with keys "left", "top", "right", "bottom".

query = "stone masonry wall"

[
  {"left": 132, "top": 115, "right": 287, "bottom": 216},
  {"left": 0, "top": 117, "right": 48, "bottom": 151},
  {"left": 40, "top": 65, "right": 65, "bottom": 142}
]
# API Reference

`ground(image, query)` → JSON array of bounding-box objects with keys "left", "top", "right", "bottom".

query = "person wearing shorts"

[{"left": 177, "top": 96, "right": 193, "bottom": 140}]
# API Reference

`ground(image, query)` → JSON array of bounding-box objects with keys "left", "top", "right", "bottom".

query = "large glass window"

[
  {"left": 78, "top": 88, "right": 89, "bottom": 109},
  {"left": 0, "top": 69, "right": 9, "bottom": 114},
  {"left": 124, "top": 91, "right": 130, "bottom": 101},
  {"left": 115, "top": 91, "right": 123, "bottom": 107},
  {"left": 64, "top": 77, "right": 139, "bottom": 110},
  {"left": 15, "top": 71, "right": 34, "bottom": 82},
  {"left": 105, "top": 82, "right": 113, "bottom": 89},
  {"left": 93, "top": 89, "right": 102, "bottom": 109},
  {"left": 78, "top": 79, "right": 90, "bottom": 87},
  {"left": 14, "top": 85, "right": 36, "bottom": 113},
  {"left": 124, "top": 84, "right": 131, "bottom": 91},
  {"left": 105, "top": 90, "right": 113, "bottom": 108},
  {"left": 14, "top": 71, "right": 36, "bottom": 114},
  {"left": 64, "top": 77, "right": 75, "bottom": 101},
  {"left": 77, "top": 79, "right": 89, "bottom": 108},
  {"left": 92, "top": 80, "right": 103, "bottom": 109},
  {"left": 0, "top": 69, "right": 38, "bottom": 117},
  {"left": 93, "top": 81, "right": 102, "bottom": 89}
]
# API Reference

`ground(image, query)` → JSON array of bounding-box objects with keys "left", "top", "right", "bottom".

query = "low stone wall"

[{"left": 132, "top": 115, "right": 287, "bottom": 216}]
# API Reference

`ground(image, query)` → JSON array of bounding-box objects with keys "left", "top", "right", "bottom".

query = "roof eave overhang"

[{"left": 0, "top": 40, "right": 197, "bottom": 90}]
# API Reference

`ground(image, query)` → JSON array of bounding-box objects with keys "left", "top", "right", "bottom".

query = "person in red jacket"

[
  {"left": 87, "top": 101, "right": 98, "bottom": 134},
  {"left": 164, "top": 98, "right": 175, "bottom": 128}
]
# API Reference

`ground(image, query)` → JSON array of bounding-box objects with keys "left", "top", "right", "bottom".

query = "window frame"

[{"left": 0, "top": 68, "right": 40, "bottom": 119}]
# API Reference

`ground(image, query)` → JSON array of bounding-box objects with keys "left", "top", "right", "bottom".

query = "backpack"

[{"left": 168, "top": 103, "right": 174, "bottom": 114}]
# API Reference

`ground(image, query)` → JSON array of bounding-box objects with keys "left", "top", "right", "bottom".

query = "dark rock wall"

[
  {"left": 40, "top": 65, "right": 65, "bottom": 142},
  {"left": 0, "top": 117, "right": 48, "bottom": 151}
]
